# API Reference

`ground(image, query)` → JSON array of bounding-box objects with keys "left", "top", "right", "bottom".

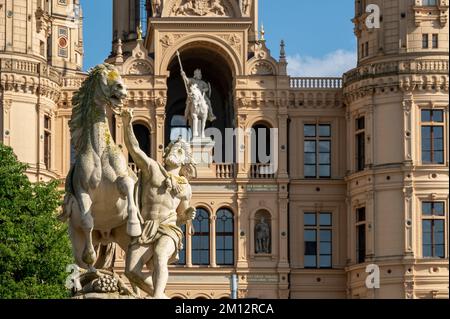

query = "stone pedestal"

[{"left": 190, "top": 137, "right": 216, "bottom": 178}]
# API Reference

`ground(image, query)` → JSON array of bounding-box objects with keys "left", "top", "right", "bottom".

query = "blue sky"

[{"left": 80, "top": 0, "right": 356, "bottom": 76}]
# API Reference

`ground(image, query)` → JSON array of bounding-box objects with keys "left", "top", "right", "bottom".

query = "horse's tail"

[{"left": 59, "top": 164, "right": 76, "bottom": 222}]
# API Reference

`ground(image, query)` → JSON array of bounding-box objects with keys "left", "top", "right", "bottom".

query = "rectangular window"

[
  {"left": 422, "top": 202, "right": 446, "bottom": 258},
  {"left": 304, "top": 124, "right": 331, "bottom": 178},
  {"left": 44, "top": 115, "right": 51, "bottom": 170},
  {"left": 355, "top": 117, "right": 365, "bottom": 172},
  {"left": 304, "top": 212, "right": 332, "bottom": 268},
  {"left": 421, "top": 109, "right": 445, "bottom": 164},
  {"left": 422, "top": 34, "right": 429, "bottom": 49},
  {"left": 432, "top": 34, "right": 439, "bottom": 49},
  {"left": 365, "top": 42, "right": 369, "bottom": 57},
  {"left": 356, "top": 207, "right": 366, "bottom": 264},
  {"left": 422, "top": 0, "right": 437, "bottom": 6}
]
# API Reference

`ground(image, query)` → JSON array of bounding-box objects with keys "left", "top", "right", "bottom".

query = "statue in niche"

[
  {"left": 177, "top": 51, "right": 216, "bottom": 139},
  {"left": 255, "top": 217, "right": 271, "bottom": 254},
  {"left": 152, "top": 0, "right": 162, "bottom": 17}
]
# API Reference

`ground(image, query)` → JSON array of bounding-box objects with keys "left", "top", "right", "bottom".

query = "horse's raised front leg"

[
  {"left": 117, "top": 176, "right": 142, "bottom": 237},
  {"left": 76, "top": 192, "right": 96, "bottom": 269}
]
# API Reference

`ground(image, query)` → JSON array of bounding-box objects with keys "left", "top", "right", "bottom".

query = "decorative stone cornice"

[
  {"left": 0, "top": 58, "right": 63, "bottom": 102},
  {"left": 413, "top": 0, "right": 449, "bottom": 27},
  {"left": 344, "top": 59, "right": 449, "bottom": 85}
]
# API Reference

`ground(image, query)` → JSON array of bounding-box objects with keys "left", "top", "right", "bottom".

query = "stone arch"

[
  {"left": 159, "top": 35, "right": 243, "bottom": 76},
  {"left": 247, "top": 117, "right": 277, "bottom": 130}
]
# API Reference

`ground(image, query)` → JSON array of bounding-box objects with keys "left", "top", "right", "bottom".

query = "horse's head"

[
  {"left": 96, "top": 64, "right": 128, "bottom": 113},
  {"left": 70, "top": 64, "right": 127, "bottom": 153}
]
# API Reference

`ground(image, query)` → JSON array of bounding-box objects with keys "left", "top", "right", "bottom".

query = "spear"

[{"left": 176, "top": 50, "right": 189, "bottom": 94}]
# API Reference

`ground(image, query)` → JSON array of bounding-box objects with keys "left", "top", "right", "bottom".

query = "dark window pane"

[
  {"left": 304, "top": 214, "right": 316, "bottom": 226},
  {"left": 305, "top": 241, "right": 317, "bottom": 255},
  {"left": 422, "top": 151, "right": 432, "bottom": 163},
  {"left": 225, "top": 237, "right": 233, "bottom": 250},
  {"left": 357, "top": 207, "right": 366, "bottom": 222},
  {"left": 319, "top": 214, "right": 332, "bottom": 226},
  {"left": 319, "top": 141, "right": 331, "bottom": 152},
  {"left": 422, "top": 202, "right": 432, "bottom": 215},
  {"left": 422, "top": 110, "right": 432, "bottom": 122},
  {"left": 319, "top": 165, "right": 331, "bottom": 178},
  {"left": 217, "top": 236, "right": 224, "bottom": 249},
  {"left": 319, "top": 255, "right": 332, "bottom": 268},
  {"left": 433, "top": 203, "right": 445, "bottom": 216},
  {"left": 423, "top": 244, "right": 432, "bottom": 257},
  {"left": 319, "top": 125, "right": 331, "bottom": 137},
  {"left": 435, "top": 245, "right": 445, "bottom": 258},
  {"left": 304, "top": 255, "right": 317, "bottom": 268},
  {"left": 304, "top": 165, "right": 316, "bottom": 177},
  {"left": 320, "top": 230, "right": 332, "bottom": 242},
  {"left": 304, "top": 230, "right": 317, "bottom": 242},
  {"left": 432, "top": 110, "right": 444, "bottom": 122},
  {"left": 320, "top": 242, "right": 332, "bottom": 254},
  {"left": 422, "top": 137, "right": 431, "bottom": 151},
  {"left": 434, "top": 138, "right": 444, "bottom": 151},
  {"left": 304, "top": 141, "right": 316, "bottom": 153},
  {"left": 434, "top": 127, "right": 443, "bottom": 138},
  {"left": 434, "top": 151, "right": 444, "bottom": 164},
  {"left": 304, "top": 125, "right": 316, "bottom": 137},
  {"left": 216, "top": 254, "right": 224, "bottom": 265},
  {"left": 304, "top": 153, "right": 316, "bottom": 165},
  {"left": 225, "top": 251, "right": 233, "bottom": 264},
  {"left": 421, "top": 126, "right": 431, "bottom": 139},
  {"left": 356, "top": 117, "right": 365, "bottom": 130},
  {"left": 319, "top": 153, "right": 330, "bottom": 164}
]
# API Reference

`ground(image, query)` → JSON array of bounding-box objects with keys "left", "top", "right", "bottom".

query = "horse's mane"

[{"left": 69, "top": 64, "right": 112, "bottom": 154}]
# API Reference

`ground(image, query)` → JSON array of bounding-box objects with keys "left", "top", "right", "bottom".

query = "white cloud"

[{"left": 287, "top": 50, "right": 357, "bottom": 77}]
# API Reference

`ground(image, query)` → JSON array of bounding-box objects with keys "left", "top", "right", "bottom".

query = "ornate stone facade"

[{"left": 1, "top": 0, "right": 448, "bottom": 299}]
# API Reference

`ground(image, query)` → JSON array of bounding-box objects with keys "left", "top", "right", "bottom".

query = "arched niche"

[
  {"left": 129, "top": 122, "right": 151, "bottom": 164},
  {"left": 253, "top": 210, "right": 272, "bottom": 255},
  {"left": 165, "top": 44, "right": 236, "bottom": 162}
]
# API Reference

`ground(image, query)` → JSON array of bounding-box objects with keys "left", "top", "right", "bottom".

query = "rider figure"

[{"left": 181, "top": 69, "right": 217, "bottom": 122}]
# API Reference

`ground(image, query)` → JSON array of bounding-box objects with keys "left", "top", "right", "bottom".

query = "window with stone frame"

[
  {"left": 422, "top": 202, "right": 446, "bottom": 258},
  {"left": 304, "top": 124, "right": 331, "bottom": 179},
  {"left": 304, "top": 212, "right": 332, "bottom": 268},
  {"left": 421, "top": 109, "right": 445, "bottom": 164}
]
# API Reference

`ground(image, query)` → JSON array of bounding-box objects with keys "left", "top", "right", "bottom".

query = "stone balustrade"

[{"left": 290, "top": 77, "right": 343, "bottom": 89}]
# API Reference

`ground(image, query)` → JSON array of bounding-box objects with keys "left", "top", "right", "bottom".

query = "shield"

[{"left": 195, "top": 0, "right": 209, "bottom": 16}]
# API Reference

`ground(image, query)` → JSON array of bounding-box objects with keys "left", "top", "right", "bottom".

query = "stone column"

[
  {"left": 210, "top": 214, "right": 217, "bottom": 267},
  {"left": 236, "top": 197, "right": 249, "bottom": 268},
  {"left": 277, "top": 110, "right": 288, "bottom": 179}
]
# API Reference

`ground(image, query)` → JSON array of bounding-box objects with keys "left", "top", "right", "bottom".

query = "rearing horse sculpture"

[{"left": 60, "top": 64, "right": 142, "bottom": 269}]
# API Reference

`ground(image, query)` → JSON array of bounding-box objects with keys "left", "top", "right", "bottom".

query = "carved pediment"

[
  {"left": 250, "top": 62, "right": 274, "bottom": 76},
  {"left": 127, "top": 60, "right": 153, "bottom": 75},
  {"left": 164, "top": 0, "right": 241, "bottom": 18}
]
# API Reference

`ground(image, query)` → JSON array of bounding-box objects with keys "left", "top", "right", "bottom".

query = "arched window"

[
  {"left": 178, "top": 224, "right": 186, "bottom": 265},
  {"left": 129, "top": 123, "right": 151, "bottom": 163},
  {"left": 192, "top": 208, "right": 210, "bottom": 265},
  {"left": 170, "top": 115, "right": 191, "bottom": 142},
  {"left": 216, "top": 208, "right": 234, "bottom": 266}
]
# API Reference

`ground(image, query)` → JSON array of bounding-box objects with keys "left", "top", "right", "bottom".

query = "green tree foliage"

[{"left": 0, "top": 144, "right": 73, "bottom": 298}]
